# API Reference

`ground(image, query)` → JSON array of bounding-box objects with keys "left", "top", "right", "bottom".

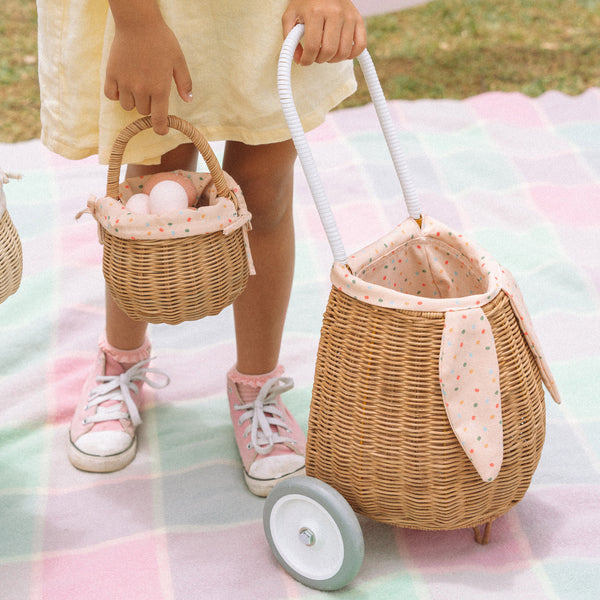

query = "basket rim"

[
  {"left": 332, "top": 215, "right": 504, "bottom": 313},
  {"left": 83, "top": 170, "right": 252, "bottom": 242}
]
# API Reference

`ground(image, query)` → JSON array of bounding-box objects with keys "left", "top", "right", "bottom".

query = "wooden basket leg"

[{"left": 473, "top": 521, "right": 493, "bottom": 545}]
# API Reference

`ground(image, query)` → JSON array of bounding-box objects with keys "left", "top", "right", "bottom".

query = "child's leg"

[
  {"left": 223, "top": 140, "right": 306, "bottom": 496},
  {"left": 223, "top": 139, "right": 297, "bottom": 375},
  {"left": 69, "top": 143, "right": 198, "bottom": 473}
]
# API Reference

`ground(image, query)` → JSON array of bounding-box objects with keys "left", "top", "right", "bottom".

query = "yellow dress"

[{"left": 37, "top": 0, "right": 357, "bottom": 165}]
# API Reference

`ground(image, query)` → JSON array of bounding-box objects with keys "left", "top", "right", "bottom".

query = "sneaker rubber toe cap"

[
  {"left": 74, "top": 431, "right": 134, "bottom": 457},
  {"left": 248, "top": 453, "right": 305, "bottom": 481}
]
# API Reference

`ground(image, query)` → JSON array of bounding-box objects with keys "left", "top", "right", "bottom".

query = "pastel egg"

[
  {"left": 148, "top": 180, "right": 189, "bottom": 215},
  {"left": 143, "top": 172, "right": 197, "bottom": 206},
  {"left": 126, "top": 193, "right": 150, "bottom": 214}
]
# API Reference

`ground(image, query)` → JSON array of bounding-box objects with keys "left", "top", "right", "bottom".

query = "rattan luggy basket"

[
  {"left": 82, "top": 116, "right": 253, "bottom": 325},
  {"left": 0, "top": 171, "right": 22, "bottom": 305},
  {"left": 279, "top": 26, "right": 561, "bottom": 543}
]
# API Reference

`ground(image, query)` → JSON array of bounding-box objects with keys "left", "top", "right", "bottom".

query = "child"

[{"left": 37, "top": 0, "right": 366, "bottom": 496}]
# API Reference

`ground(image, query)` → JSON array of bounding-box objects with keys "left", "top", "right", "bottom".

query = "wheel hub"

[{"left": 298, "top": 527, "right": 316, "bottom": 547}]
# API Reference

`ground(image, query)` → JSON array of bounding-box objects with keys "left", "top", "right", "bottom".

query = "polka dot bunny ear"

[{"left": 440, "top": 308, "right": 503, "bottom": 482}]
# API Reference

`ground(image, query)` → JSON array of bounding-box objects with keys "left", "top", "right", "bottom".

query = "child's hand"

[
  {"left": 282, "top": 0, "right": 366, "bottom": 66},
  {"left": 104, "top": 1, "right": 192, "bottom": 135}
]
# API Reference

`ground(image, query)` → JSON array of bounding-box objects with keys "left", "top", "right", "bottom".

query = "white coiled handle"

[{"left": 278, "top": 24, "right": 422, "bottom": 263}]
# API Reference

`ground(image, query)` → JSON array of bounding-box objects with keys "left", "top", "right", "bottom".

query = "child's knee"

[
  {"left": 224, "top": 140, "right": 296, "bottom": 231},
  {"left": 244, "top": 178, "right": 294, "bottom": 233}
]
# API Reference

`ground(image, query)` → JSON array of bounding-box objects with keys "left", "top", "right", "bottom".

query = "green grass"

[
  {"left": 1, "top": 0, "right": 600, "bottom": 142},
  {"left": 343, "top": 0, "right": 600, "bottom": 107},
  {"left": 0, "top": 0, "right": 39, "bottom": 142}
]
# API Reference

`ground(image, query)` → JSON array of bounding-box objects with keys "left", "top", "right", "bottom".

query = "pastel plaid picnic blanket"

[{"left": 1, "top": 89, "right": 599, "bottom": 599}]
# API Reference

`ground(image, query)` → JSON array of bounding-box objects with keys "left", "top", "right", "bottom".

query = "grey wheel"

[{"left": 263, "top": 476, "right": 364, "bottom": 591}]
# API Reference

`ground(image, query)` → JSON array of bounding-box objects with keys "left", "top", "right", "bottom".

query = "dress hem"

[{"left": 41, "top": 79, "right": 358, "bottom": 166}]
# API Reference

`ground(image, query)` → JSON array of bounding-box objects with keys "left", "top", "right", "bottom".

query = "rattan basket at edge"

[{"left": 0, "top": 177, "right": 23, "bottom": 305}]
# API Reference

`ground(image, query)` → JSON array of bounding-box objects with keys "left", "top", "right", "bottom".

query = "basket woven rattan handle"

[
  {"left": 106, "top": 115, "right": 236, "bottom": 207},
  {"left": 279, "top": 24, "right": 421, "bottom": 263}
]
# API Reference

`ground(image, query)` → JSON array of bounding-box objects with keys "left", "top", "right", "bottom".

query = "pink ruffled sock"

[
  {"left": 99, "top": 334, "right": 152, "bottom": 370},
  {"left": 227, "top": 365, "right": 285, "bottom": 403}
]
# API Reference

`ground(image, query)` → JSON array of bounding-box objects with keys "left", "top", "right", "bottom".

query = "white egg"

[
  {"left": 148, "top": 180, "right": 189, "bottom": 215},
  {"left": 126, "top": 193, "right": 150, "bottom": 214}
]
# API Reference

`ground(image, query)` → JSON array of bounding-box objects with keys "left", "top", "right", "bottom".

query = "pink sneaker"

[
  {"left": 68, "top": 350, "right": 169, "bottom": 473},
  {"left": 227, "top": 367, "right": 306, "bottom": 496}
]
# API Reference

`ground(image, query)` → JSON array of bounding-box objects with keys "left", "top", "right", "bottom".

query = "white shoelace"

[
  {"left": 83, "top": 358, "right": 170, "bottom": 427},
  {"left": 235, "top": 376, "right": 296, "bottom": 455}
]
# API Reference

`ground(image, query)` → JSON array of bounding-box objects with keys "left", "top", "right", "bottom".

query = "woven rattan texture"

[
  {"left": 0, "top": 210, "right": 23, "bottom": 304},
  {"left": 306, "top": 288, "right": 546, "bottom": 531},
  {"left": 102, "top": 227, "right": 249, "bottom": 325},
  {"left": 101, "top": 115, "right": 249, "bottom": 325}
]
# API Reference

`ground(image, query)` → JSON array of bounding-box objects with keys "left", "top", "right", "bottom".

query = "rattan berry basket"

[
  {"left": 279, "top": 25, "right": 561, "bottom": 542},
  {"left": 0, "top": 171, "right": 22, "bottom": 304},
  {"left": 82, "top": 116, "right": 253, "bottom": 325}
]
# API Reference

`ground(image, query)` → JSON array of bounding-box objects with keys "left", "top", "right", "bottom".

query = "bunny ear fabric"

[
  {"left": 499, "top": 268, "right": 562, "bottom": 405},
  {"left": 439, "top": 308, "right": 503, "bottom": 482}
]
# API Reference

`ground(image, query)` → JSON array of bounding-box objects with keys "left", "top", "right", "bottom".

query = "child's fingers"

[
  {"left": 334, "top": 21, "right": 358, "bottom": 61},
  {"left": 282, "top": 7, "right": 327, "bottom": 66},
  {"left": 134, "top": 95, "right": 151, "bottom": 117},
  {"left": 282, "top": 10, "right": 307, "bottom": 64},
  {"left": 281, "top": 1, "right": 366, "bottom": 66},
  {"left": 293, "top": 44, "right": 303, "bottom": 65},
  {"left": 118, "top": 90, "right": 136, "bottom": 113},
  {"left": 174, "top": 58, "right": 193, "bottom": 104},
  {"left": 282, "top": 9, "right": 302, "bottom": 44},
  {"left": 326, "top": 21, "right": 353, "bottom": 62},
  {"left": 150, "top": 96, "right": 170, "bottom": 136},
  {"left": 104, "top": 76, "right": 119, "bottom": 102},
  {"left": 327, "top": 19, "right": 366, "bottom": 62},
  {"left": 314, "top": 17, "right": 344, "bottom": 64},
  {"left": 349, "top": 20, "right": 367, "bottom": 59},
  {"left": 281, "top": 9, "right": 299, "bottom": 37},
  {"left": 298, "top": 16, "right": 325, "bottom": 65}
]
